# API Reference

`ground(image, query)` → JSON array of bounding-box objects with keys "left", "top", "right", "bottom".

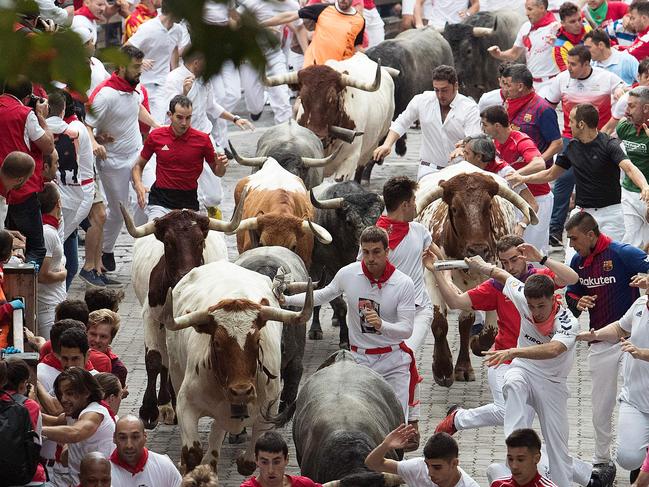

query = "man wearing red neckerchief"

[
  {"left": 552, "top": 2, "right": 591, "bottom": 72},
  {"left": 71, "top": 0, "right": 107, "bottom": 45},
  {"left": 110, "top": 415, "right": 181, "bottom": 486},
  {"left": 281, "top": 226, "right": 417, "bottom": 422},
  {"left": 488, "top": 0, "right": 560, "bottom": 99}
]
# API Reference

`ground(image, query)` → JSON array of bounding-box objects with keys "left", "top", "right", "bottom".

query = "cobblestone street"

[{"left": 67, "top": 107, "right": 629, "bottom": 486}]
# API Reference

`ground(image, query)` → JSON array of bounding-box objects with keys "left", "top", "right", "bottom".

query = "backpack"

[
  {"left": 0, "top": 392, "right": 41, "bottom": 487},
  {"left": 54, "top": 132, "right": 79, "bottom": 186}
]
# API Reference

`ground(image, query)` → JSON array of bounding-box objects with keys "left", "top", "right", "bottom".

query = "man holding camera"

[{"left": 0, "top": 75, "right": 55, "bottom": 265}]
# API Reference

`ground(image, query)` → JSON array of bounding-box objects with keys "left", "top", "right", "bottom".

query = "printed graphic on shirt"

[{"left": 358, "top": 298, "right": 379, "bottom": 334}]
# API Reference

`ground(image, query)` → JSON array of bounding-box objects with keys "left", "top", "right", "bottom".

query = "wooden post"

[{"left": 3, "top": 263, "right": 38, "bottom": 336}]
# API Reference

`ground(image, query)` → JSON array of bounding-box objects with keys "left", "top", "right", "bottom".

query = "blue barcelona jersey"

[{"left": 567, "top": 241, "right": 649, "bottom": 329}]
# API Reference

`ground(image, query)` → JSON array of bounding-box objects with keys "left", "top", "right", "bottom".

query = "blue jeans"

[
  {"left": 549, "top": 137, "right": 575, "bottom": 237},
  {"left": 63, "top": 230, "right": 78, "bottom": 290}
]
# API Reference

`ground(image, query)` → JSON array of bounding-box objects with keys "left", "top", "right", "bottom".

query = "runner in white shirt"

[
  {"left": 415, "top": 0, "right": 478, "bottom": 29},
  {"left": 71, "top": 0, "right": 107, "bottom": 45},
  {"left": 43, "top": 368, "right": 115, "bottom": 487},
  {"left": 110, "top": 415, "right": 182, "bottom": 487},
  {"left": 282, "top": 226, "right": 416, "bottom": 420},
  {"left": 488, "top": 0, "right": 560, "bottom": 98},
  {"left": 79, "top": 452, "right": 112, "bottom": 487},
  {"left": 127, "top": 1, "right": 183, "bottom": 123},
  {"left": 481, "top": 0, "right": 525, "bottom": 12},
  {"left": 366, "top": 424, "right": 480, "bottom": 487},
  {"left": 373, "top": 65, "right": 481, "bottom": 181},
  {"left": 464, "top": 255, "right": 595, "bottom": 487},
  {"left": 577, "top": 274, "right": 649, "bottom": 480}
]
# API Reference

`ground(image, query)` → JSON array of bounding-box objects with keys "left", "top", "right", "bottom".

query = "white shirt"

[
  {"left": 38, "top": 223, "right": 66, "bottom": 307},
  {"left": 24, "top": 110, "right": 45, "bottom": 148},
  {"left": 111, "top": 450, "right": 182, "bottom": 487},
  {"left": 67, "top": 402, "right": 116, "bottom": 486},
  {"left": 236, "top": 0, "right": 299, "bottom": 23},
  {"left": 478, "top": 88, "right": 505, "bottom": 113},
  {"left": 35, "top": 0, "right": 71, "bottom": 25},
  {"left": 203, "top": 0, "right": 230, "bottom": 24},
  {"left": 612, "top": 91, "right": 629, "bottom": 120},
  {"left": 71, "top": 14, "right": 97, "bottom": 44},
  {"left": 390, "top": 92, "right": 481, "bottom": 179},
  {"left": 619, "top": 295, "right": 649, "bottom": 413},
  {"left": 481, "top": 0, "right": 524, "bottom": 12},
  {"left": 284, "top": 261, "right": 416, "bottom": 349},
  {"left": 88, "top": 57, "right": 110, "bottom": 98},
  {"left": 128, "top": 17, "right": 183, "bottom": 85},
  {"left": 86, "top": 85, "right": 143, "bottom": 158},
  {"left": 514, "top": 19, "right": 561, "bottom": 79},
  {"left": 387, "top": 222, "right": 432, "bottom": 308},
  {"left": 397, "top": 459, "right": 480, "bottom": 487},
  {"left": 503, "top": 275, "right": 578, "bottom": 381},
  {"left": 163, "top": 65, "right": 224, "bottom": 133},
  {"left": 424, "top": 0, "right": 463, "bottom": 28}
]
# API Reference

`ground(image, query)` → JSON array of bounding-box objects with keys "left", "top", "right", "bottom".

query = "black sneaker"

[
  {"left": 102, "top": 252, "right": 116, "bottom": 272},
  {"left": 549, "top": 234, "right": 563, "bottom": 247},
  {"left": 78, "top": 269, "right": 106, "bottom": 287},
  {"left": 589, "top": 462, "right": 616, "bottom": 487},
  {"left": 98, "top": 273, "right": 122, "bottom": 288},
  {"left": 250, "top": 111, "right": 263, "bottom": 121}
]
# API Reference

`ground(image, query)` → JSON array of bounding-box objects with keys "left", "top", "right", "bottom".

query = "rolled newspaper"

[{"left": 432, "top": 260, "right": 470, "bottom": 271}]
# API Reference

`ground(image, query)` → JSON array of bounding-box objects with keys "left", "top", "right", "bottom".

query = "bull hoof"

[
  {"left": 433, "top": 373, "right": 454, "bottom": 387},
  {"left": 139, "top": 405, "right": 159, "bottom": 430},
  {"left": 308, "top": 330, "right": 323, "bottom": 340},
  {"left": 454, "top": 367, "right": 475, "bottom": 382},
  {"left": 159, "top": 403, "right": 176, "bottom": 425},
  {"left": 331, "top": 316, "right": 340, "bottom": 327},
  {"left": 228, "top": 428, "right": 248, "bottom": 444},
  {"left": 236, "top": 455, "right": 257, "bottom": 476},
  {"left": 470, "top": 329, "right": 497, "bottom": 357}
]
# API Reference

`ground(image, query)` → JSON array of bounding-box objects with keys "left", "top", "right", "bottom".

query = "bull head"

[
  {"left": 230, "top": 141, "right": 342, "bottom": 168},
  {"left": 328, "top": 126, "right": 364, "bottom": 144},
  {"left": 119, "top": 186, "right": 249, "bottom": 238},
  {"left": 310, "top": 190, "right": 345, "bottom": 210},
  {"left": 322, "top": 474, "right": 405, "bottom": 487}
]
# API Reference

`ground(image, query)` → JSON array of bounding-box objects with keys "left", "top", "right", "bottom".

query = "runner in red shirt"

[
  {"left": 430, "top": 236, "right": 578, "bottom": 436},
  {"left": 240, "top": 431, "right": 322, "bottom": 487},
  {"left": 489, "top": 429, "right": 557, "bottom": 487},
  {"left": 132, "top": 94, "right": 228, "bottom": 221},
  {"left": 625, "top": 1, "right": 649, "bottom": 61},
  {"left": 481, "top": 105, "right": 552, "bottom": 253}
]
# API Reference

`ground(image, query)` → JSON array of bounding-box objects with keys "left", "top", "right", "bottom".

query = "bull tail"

[
  {"left": 395, "top": 135, "right": 407, "bottom": 157},
  {"left": 262, "top": 398, "right": 296, "bottom": 428}
]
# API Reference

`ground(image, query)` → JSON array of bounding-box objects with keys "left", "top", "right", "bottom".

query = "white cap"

[{"left": 72, "top": 25, "right": 93, "bottom": 44}]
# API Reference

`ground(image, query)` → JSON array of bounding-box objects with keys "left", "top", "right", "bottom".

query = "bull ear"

[
  {"left": 485, "top": 177, "right": 501, "bottom": 198},
  {"left": 195, "top": 321, "right": 217, "bottom": 335}
]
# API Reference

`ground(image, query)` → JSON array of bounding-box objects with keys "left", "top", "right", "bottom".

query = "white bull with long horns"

[
  {"left": 122, "top": 195, "right": 245, "bottom": 429},
  {"left": 264, "top": 52, "right": 398, "bottom": 183}
]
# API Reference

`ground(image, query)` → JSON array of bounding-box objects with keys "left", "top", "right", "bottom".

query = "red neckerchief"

[
  {"left": 506, "top": 91, "right": 536, "bottom": 122},
  {"left": 484, "top": 158, "right": 509, "bottom": 174},
  {"left": 99, "top": 401, "right": 117, "bottom": 422},
  {"left": 361, "top": 260, "right": 396, "bottom": 289},
  {"left": 40, "top": 352, "right": 95, "bottom": 372},
  {"left": 533, "top": 294, "right": 562, "bottom": 336},
  {"left": 557, "top": 25, "right": 586, "bottom": 45},
  {"left": 582, "top": 233, "right": 612, "bottom": 268},
  {"left": 74, "top": 5, "right": 100, "bottom": 21},
  {"left": 88, "top": 72, "right": 138, "bottom": 105},
  {"left": 110, "top": 447, "right": 149, "bottom": 476},
  {"left": 42, "top": 214, "right": 60, "bottom": 230},
  {"left": 376, "top": 216, "right": 410, "bottom": 250},
  {"left": 64, "top": 114, "right": 79, "bottom": 124},
  {"left": 522, "top": 11, "right": 557, "bottom": 49}
]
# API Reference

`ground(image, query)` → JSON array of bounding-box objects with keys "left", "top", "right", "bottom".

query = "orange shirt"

[{"left": 299, "top": 4, "right": 365, "bottom": 66}]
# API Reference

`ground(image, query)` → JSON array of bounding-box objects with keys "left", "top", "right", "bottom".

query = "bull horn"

[
  {"left": 208, "top": 186, "right": 247, "bottom": 232},
  {"left": 302, "top": 220, "right": 333, "bottom": 244},
  {"left": 301, "top": 144, "right": 342, "bottom": 168},
  {"left": 340, "top": 59, "right": 382, "bottom": 92},
  {"left": 169, "top": 309, "right": 213, "bottom": 331},
  {"left": 496, "top": 185, "right": 539, "bottom": 226},
  {"left": 284, "top": 281, "right": 315, "bottom": 293},
  {"left": 473, "top": 26, "right": 494, "bottom": 37},
  {"left": 321, "top": 474, "right": 405, "bottom": 487},
  {"left": 263, "top": 70, "right": 300, "bottom": 87},
  {"left": 119, "top": 203, "right": 156, "bottom": 238},
  {"left": 416, "top": 186, "right": 444, "bottom": 215},
  {"left": 229, "top": 141, "right": 268, "bottom": 167},
  {"left": 226, "top": 216, "right": 259, "bottom": 236},
  {"left": 260, "top": 278, "right": 314, "bottom": 324},
  {"left": 329, "top": 126, "right": 364, "bottom": 143},
  {"left": 383, "top": 67, "right": 400, "bottom": 78},
  {"left": 310, "top": 189, "right": 345, "bottom": 210}
]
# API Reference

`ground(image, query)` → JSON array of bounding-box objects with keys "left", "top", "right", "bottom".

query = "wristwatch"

[{"left": 232, "top": 115, "right": 241, "bottom": 123}]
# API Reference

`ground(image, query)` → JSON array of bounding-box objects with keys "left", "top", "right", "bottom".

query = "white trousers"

[
  {"left": 589, "top": 341, "right": 623, "bottom": 464},
  {"left": 37, "top": 307, "right": 55, "bottom": 340},
  {"left": 97, "top": 154, "right": 138, "bottom": 254},
  {"left": 406, "top": 306, "right": 433, "bottom": 421},
  {"left": 503, "top": 366, "right": 592, "bottom": 487},
  {"left": 143, "top": 83, "right": 166, "bottom": 125},
  {"left": 363, "top": 7, "right": 385, "bottom": 47},
  {"left": 210, "top": 61, "right": 242, "bottom": 148},
  {"left": 564, "top": 204, "right": 625, "bottom": 264},
  {"left": 622, "top": 187, "right": 649, "bottom": 249},
  {"left": 401, "top": 0, "right": 416, "bottom": 15},
  {"left": 61, "top": 183, "right": 95, "bottom": 241},
  {"left": 524, "top": 192, "right": 553, "bottom": 255},
  {"left": 239, "top": 49, "right": 292, "bottom": 124},
  {"left": 616, "top": 400, "right": 649, "bottom": 471},
  {"left": 352, "top": 348, "right": 412, "bottom": 422},
  {"left": 146, "top": 204, "right": 172, "bottom": 221}
]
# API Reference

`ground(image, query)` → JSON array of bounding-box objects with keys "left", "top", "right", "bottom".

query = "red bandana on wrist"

[
  {"left": 74, "top": 5, "right": 100, "bottom": 21},
  {"left": 376, "top": 216, "right": 410, "bottom": 249},
  {"left": 361, "top": 260, "right": 396, "bottom": 289},
  {"left": 110, "top": 447, "right": 149, "bottom": 475},
  {"left": 42, "top": 214, "right": 60, "bottom": 229}
]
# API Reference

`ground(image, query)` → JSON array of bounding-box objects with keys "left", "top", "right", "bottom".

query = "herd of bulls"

[{"left": 121, "top": 10, "right": 540, "bottom": 485}]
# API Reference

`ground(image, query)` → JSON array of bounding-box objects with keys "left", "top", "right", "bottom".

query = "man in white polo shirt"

[
  {"left": 110, "top": 415, "right": 181, "bottom": 487},
  {"left": 127, "top": 0, "right": 183, "bottom": 124},
  {"left": 281, "top": 226, "right": 417, "bottom": 420},
  {"left": 373, "top": 65, "right": 481, "bottom": 181},
  {"left": 488, "top": 0, "right": 560, "bottom": 98}
]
